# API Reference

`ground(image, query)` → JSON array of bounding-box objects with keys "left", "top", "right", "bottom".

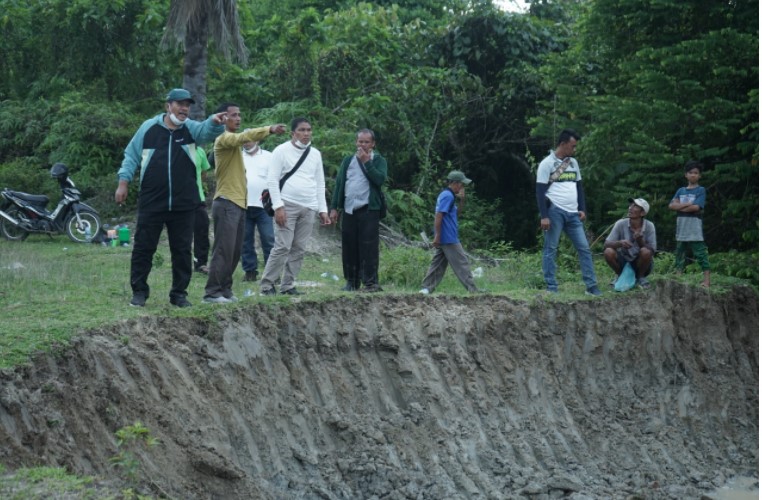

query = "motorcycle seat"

[{"left": 11, "top": 191, "right": 49, "bottom": 205}]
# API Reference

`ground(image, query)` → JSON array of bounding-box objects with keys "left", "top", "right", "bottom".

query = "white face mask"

[
  {"left": 168, "top": 112, "right": 186, "bottom": 126},
  {"left": 293, "top": 138, "right": 311, "bottom": 149}
]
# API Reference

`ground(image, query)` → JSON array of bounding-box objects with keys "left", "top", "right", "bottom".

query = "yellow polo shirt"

[{"left": 213, "top": 126, "right": 271, "bottom": 208}]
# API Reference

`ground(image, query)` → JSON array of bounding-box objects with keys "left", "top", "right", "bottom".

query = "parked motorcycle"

[{"left": 0, "top": 163, "right": 102, "bottom": 243}]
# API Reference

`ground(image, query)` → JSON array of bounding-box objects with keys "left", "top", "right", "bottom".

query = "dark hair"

[
  {"left": 356, "top": 128, "right": 376, "bottom": 141},
  {"left": 291, "top": 117, "right": 311, "bottom": 132},
  {"left": 684, "top": 160, "right": 703, "bottom": 173},
  {"left": 556, "top": 129, "right": 580, "bottom": 146},
  {"left": 214, "top": 102, "right": 238, "bottom": 114}
]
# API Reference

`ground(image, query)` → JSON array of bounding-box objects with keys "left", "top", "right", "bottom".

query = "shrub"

[
  {"left": 704, "top": 250, "right": 758, "bottom": 283},
  {"left": 379, "top": 245, "right": 431, "bottom": 287}
]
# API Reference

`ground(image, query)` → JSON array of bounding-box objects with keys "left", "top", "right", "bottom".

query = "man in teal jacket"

[
  {"left": 115, "top": 88, "right": 226, "bottom": 308},
  {"left": 329, "top": 129, "right": 387, "bottom": 292}
]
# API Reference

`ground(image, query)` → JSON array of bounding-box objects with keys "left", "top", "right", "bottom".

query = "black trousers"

[
  {"left": 341, "top": 207, "right": 380, "bottom": 288},
  {"left": 131, "top": 209, "right": 194, "bottom": 300},
  {"left": 193, "top": 203, "right": 210, "bottom": 268}
]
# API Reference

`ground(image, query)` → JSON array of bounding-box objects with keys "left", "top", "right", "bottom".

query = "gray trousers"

[
  {"left": 421, "top": 242, "right": 478, "bottom": 293},
  {"left": 204, "top": 198, "right": 245, "bottom": 299},
  {"left": 260, "top": 200, "right": 315, "bottom": 292}
]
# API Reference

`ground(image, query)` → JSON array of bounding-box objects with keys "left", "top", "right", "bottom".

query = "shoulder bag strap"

[
  {"left": 549, "top": 156, "right": 572, "bottom": 184},
  {"left": 278, "top": 146, "right": 311, "bottom": 190}
]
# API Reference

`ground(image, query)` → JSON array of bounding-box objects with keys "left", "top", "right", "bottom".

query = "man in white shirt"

[
  {"left": 259, "top": 117, "right": 331, "bottom": 295},
  {"left": 535, "top": 129, "right": 601, "bottom": 296},
  {"left": 241, "top": 141, "right": 275, "bottom": 282}
]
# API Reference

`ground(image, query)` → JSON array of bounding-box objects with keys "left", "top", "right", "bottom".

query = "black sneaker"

[
  {"left": 260, "top": 287, "right": 277, "bottom": 296},
  {"left": 242, "top": 271, "right": 258, "bottom": 282},
  {"left": 170, "top": 296, "right": 192, "bottom": 308},
  {"left": 340, "top": 283, "right": 356, "bottom": 291},
  {"left": 360, "top": 284, "right": 383, "bottom": 293},
  {"left": 280, "top": 288, "right": 303, "bottom": 295},
  {"left": 585, "top": 286, "right": 603, "bottom": 296},
  {"left": 130, "top": 293, "right": 147, "bottom": 307}
]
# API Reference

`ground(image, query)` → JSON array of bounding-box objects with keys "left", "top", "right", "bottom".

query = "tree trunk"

[{"left": 183, "top": 11, "right": 209, "bottom": 121}]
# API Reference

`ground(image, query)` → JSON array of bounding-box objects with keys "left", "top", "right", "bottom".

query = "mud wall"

[{"left": 0, "top": 282, "right": 757, "bottom": 499}]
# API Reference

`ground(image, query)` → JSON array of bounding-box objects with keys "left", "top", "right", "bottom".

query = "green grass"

[
  {"left": 0, "top": 234, "right": 755, "bottom": 370},
  {"left": 0, "top": 465, "right": 102, "bottom": 499}
]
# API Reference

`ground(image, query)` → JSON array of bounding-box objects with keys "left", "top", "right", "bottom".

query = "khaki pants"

[{"left": 260, "top": 200, "right": 316, "bottom": 293}]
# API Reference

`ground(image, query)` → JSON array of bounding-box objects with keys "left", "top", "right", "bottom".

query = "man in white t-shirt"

[
  {"left": 535, "top": 129, "right": 601, "bottom": 296},
  {"left": 259, "top": 117, "right": 332, "bottom": 295},
  {"left": 241, "top": 141, "right": 275, "bottom": 282}
]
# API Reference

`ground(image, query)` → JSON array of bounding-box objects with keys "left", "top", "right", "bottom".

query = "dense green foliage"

[
  {"left": 0, "top": 0, "right": 756, "bottom": 252},
  {"left": 530, "top": 0, "right": 758, "bottom": 250}
]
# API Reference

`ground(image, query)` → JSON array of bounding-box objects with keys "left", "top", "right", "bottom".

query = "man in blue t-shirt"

[{"left": 419, "top": 171, "right": 480, "bottom": 294}]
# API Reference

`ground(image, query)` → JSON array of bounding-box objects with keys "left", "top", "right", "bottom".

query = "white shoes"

[
  {"left": 419, "top": 288, "right": 430, "bottom": 295},
  {"left": 203, "top": 296, "right": 233, "bottom": 304}
]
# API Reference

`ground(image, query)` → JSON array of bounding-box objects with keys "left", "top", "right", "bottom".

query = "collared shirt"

[
  {"left": 195, "top": 146, "right": 212, "bottom": 202},
  {"left": 344, "top": 155, "right": 372, "bottom": 214},
  {"left": 244, "top": 148, "right": 273, "bottom": 208},
  {"left": 605, "top": 218, "right": 657, "bottom": 261},
  {"left": 213, "top": 126, "right": 271, "bottom": 209}
]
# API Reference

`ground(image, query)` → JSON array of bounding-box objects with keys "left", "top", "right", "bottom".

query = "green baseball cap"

[
  {"left": 447, "top": 170, "right": 472, "bottom": 185},
  {"left": 165, "top": 88, "right": 195, "bottom": 104}
]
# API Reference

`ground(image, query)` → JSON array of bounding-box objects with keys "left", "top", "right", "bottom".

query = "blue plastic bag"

[{"left": 614, "top": 262, "right": 636, "bottom": 292}]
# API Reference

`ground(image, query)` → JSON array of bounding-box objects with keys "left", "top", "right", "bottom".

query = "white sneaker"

[
  {"left": 419, "top": 288, "right": 430, "bottom": 295},
  {"left": 203, "top": 296, "right": 233, "bottom": 304}
]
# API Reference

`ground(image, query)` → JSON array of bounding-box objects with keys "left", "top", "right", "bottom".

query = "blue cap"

[{"left": 165, "top": 88, "right": 195, "bottom": 104}]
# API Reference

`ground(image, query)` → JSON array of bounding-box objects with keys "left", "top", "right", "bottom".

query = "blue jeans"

[
  {"left": 241, "top": 206, "right": 274, "bottom": 273},
  {"left": 542, "top": 204, "right": 598, "bottom": 291}
]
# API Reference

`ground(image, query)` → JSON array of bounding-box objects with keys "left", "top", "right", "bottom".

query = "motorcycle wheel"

[
  {"left": 0, "top": 207, "right": 30, "bottom": 241},
  {"left": 65, "top": 210, "right": 102, "bottom": 244}
]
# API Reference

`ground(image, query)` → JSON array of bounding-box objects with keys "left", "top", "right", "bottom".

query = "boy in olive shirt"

[{"left": 668, "top": 160, "right": 710, "bottom": 287}]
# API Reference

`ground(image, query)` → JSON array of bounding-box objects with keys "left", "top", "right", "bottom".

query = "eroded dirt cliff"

[{"left": 0, "top": 282, "right": 757, "bottom": 499}]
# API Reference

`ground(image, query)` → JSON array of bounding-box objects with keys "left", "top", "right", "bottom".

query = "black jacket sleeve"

[
  {"left": 536, "top": 183, "right": 550, "bottom": 218},
  {"left": 576, "top": 181, "right": 587, "bottom": 213}
]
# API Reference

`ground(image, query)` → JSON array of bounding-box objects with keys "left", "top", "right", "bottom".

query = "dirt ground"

[{"left": 0, "top": 281, "right": 757, "bottom": 499}]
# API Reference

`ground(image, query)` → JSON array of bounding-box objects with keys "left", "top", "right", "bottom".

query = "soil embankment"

[{"left": 0, "top": 282, "right": 757, "bottom": 498}]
